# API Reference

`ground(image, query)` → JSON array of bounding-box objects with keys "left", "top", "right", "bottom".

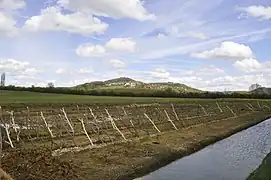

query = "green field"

[
  {"left": 0, "top": 90, "right": 269, "bottom": 105},
  {"left": 0, "top": 90, "right": 193, "bottom": 104}
]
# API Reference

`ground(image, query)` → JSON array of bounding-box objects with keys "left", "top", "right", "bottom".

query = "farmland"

[{"left": 0, "top": 91, "right": 271, "bottom": 179}]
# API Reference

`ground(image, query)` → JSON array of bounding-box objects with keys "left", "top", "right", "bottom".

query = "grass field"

[{"left": 0, "top": 90, "right": 269, "bottom": 105}]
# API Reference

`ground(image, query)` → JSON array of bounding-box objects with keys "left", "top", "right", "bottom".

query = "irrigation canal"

[{"left": 139, "top": 118, "right": 271, "bottom": 180}]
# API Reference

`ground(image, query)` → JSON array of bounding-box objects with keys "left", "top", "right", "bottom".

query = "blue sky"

[{"left": 0, "top": 0, "right": 271, "bottom": 91}]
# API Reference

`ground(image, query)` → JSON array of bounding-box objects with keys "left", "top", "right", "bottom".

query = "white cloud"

[
  {"left": 0, "top": 12, "right": 18, "bottom": 37},
  {"left": 186, "top": 32, "right": 208, "bottom": 40},
  {"left": 77, "top": 67, "right": 93, "bottom": 74},
  {"left": 0, "top": 0, "right": 25, "bottom": 10},
  {"left": 22, "top": 68, "right": 41, "bottom": 76},
  {"left": 233, "top": 58, "right": 271, "bottom": 73},
  {"left": 239, "top": 5, "right": 271, "bottom": 20},
  {"left": 23, "top": 6, "right": 108, "bottom": 36},
  {"left": 0, "top": 59, "right": 40, "bottom": 75},
  {"left": 57, "top": 0, "right": 155, "bottom": 21},
  {"left": 105, "top": 38, "right": 136, "bottom": 53},
  {"left": 76, "top": 44, "right": 106, "bottom": 57},
  {"left": 233, "top": 58, "right": 262, "bottom": 73},
  {"left": 150, "top": 68, "right": 170, "bottom": 80},
  {"left": 56, "top": 68, "right": 67, "bottom": 74},
  {"left": 185, "top": 65, "right": 225, "bottom": 76},
  {"left": 109, "top": 59, "right": 125, "bottom": 68},
  {"left": 191, "top": 41, "right": 254, "bottom": 60},
  {"left": 77, "top": 37, "right": 136, "bottom": 57}
]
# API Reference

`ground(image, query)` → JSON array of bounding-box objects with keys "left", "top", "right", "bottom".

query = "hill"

[
  {"left": 251, "top": 87, "right": 271, "bottom": 95},
  {"left": 74, "top": 77, "right": 201, "bottom": 93}
]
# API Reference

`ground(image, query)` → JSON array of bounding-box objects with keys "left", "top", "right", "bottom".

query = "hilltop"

[{"left": 74, "top": 77, "right": 201, "bottom": 93}]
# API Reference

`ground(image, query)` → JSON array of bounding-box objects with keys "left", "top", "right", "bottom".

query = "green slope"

[{"left": 74, "top": 77, "right": 202, "bottom": 93}]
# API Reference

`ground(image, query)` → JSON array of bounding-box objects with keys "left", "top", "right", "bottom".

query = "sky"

[{"left": 0, "top": 0, "right": 271, "bottom": 91}]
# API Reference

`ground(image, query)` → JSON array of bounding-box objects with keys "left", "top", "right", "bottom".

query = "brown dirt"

[
  {"left": 2, "top": 148, "right": 82, "bottom": 180},
  {"left": 1, "top": 100, "right": 270, "bottom": 180},
  {"left": 59, "top": 112, "right": 270, "bottom": 180}
]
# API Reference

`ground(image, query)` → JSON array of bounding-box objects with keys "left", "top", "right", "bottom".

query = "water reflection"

[{"left": 141, "top": 119, "right": 271, "bottom": 180}]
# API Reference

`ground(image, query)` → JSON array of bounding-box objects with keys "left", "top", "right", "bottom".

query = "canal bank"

[
  {"left": 248, "top": 152, "right": 271, "bottom": 180},
  {"left": 140, "top": 115, "right": 271, "bottom": 180},
  {"left": 57, "top": 112, "right": 270, "bottom": 180}
]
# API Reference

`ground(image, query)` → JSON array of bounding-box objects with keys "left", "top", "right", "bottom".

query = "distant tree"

[{"left": 47, "top": 82, "right": 54, "bottom": 88}]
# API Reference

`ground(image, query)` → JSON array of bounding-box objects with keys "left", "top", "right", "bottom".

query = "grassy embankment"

[
  {"left": 1, "top": 90, "right": 271, "bottom": 180},
  {"left": 248, "top": 152, "right": 271, "bottom": 180}
]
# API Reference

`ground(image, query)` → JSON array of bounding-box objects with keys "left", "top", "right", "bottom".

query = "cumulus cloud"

[
  {"left": 76, "top": 37, "right": 136, "bottom": 57},
  {"left": 77, "top": 67, "right": 93, "bottom": 74},
  {"left": 185, "top": 65, "right": 225, "bottom": 76},
  {"left": 150, "top": 68, "right": 170, "bottom": 80},
  {"left": 23, "top": 6, "right": 108, "bottom": 36},
  {"left": 233, "top": 58, "right": 262, "bottom": 73},
  {"left": 191, "top": 41, "right": 254, "bottom": 60},
  {"left": 109, "top": 59, "right": 125, "bottom": 68},
  {"left": 105, "top": 38, "right": 136, "bottom": 53},
  {"left": 57, "top": 0, "right": 155, "bottom": 21},
  {"left": 0, "top": 59, "right": 40, "bottom": 76},
  {"left": 76, "top": 44, "right": 106, "bottom": 57},
  {"left": 233, "top": 58, "right": 271, "bottom": 73},
  {"left": 56, "top": 68, "right": 67, "bottom": 74},
  {"left": 0, "top": 0, "right": 25, "bottom": 10},
  {"left": 239, "top": 5, "right": 271, "bottom": 20},
  {"left": 0, "top": 12, "right": 18, "bottom": 37}
]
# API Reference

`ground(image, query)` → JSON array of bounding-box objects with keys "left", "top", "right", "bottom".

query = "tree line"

[{"left": 1, "top": 85, "right": 270, "bottom": 99}]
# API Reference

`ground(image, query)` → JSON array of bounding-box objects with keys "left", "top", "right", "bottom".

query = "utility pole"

[{"left": 0, "top": 73, "right": 5, "bottom": 87}]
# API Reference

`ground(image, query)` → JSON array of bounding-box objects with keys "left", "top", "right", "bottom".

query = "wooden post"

[
  {"left": 79, "top": 116, "right": 94, "bottom": 146},
  {"left": 105, "top": 109, "right": 127, "bottom": 141},
  {"left": 199, "top": 104, "right": 208, "bottom": 116},
  {"left": 164, "top": 110, "right": 178, "bottom": 130},
  {"left": 226, "top": 105, "right": 236, "bottom": 117},
  {"left": 171, "top": 103, "right": 185, "bottom": 127},
  {"left": 40, "top": 112, "right": 55, "bottom": 138},
  {"left": 257, "top": 101, "right": 262, "bottom": 109},
  {"left": 3, "top": 125, "right": 14, "bottom": 148},
  {"left": 144, "top": 113, "right": 161, "bottom": 133},
  {"left": 7, "top": 111, "right": 20, "bottom": 142},
  {"left": 60, "top": 108, "right": 75, "bottom": 135},
  {"left": 122, "top": 107, "right": 135, "bottom": 127},
  {"left": 248, "top": 103, "right": 254, "bottom": 110},
  {"left": 216, "top": 102, "right": 223, "bottom": 113}
]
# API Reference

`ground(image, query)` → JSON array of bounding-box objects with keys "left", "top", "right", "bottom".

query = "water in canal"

[{"left": 140, "top": 119, "right": 271, "bottom": 180}]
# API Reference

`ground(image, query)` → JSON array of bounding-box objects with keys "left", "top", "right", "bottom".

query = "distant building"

[
  {"left": 249, "top": 83, "right": 261, "bottom": 91},
  {"left": 0, "top": 73, "right": 5, "bottom": 87}
]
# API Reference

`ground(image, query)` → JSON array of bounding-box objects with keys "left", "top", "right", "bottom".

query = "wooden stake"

[
  {"left": 105, "top": 109, "right": 127, "bottom": 141},
  {"left": 40, "top": 112, "right": 55, "bottom": 138},
  {"left": 144, "top": 113, "right": 161, "bottom": 133},
  {"left": 164, "top": 110, "right": 178, "bottom": 130},
  {"left": 61, "top": 108, "right": 75, "bottom": 135},
  {"left": 245, "top": 104, "right": 254, "bottom": 111},
  {"left": 199, "top": 104, "right": 208, "bottom": 116},
  {"left": 122, "top": 107, "right": 135, "bottom": 127},
  {"left": 3, "top": 125, "right": 14, "bottom": 148},
  {"left": 171, "top": 103, "right": 185, "bottom": 127},
  {"left": 79, "top": 116, "right": 94, "bottom": 146},
  {"left": 226, "top": 105, "right": 236, "bottom": 117},
  {"left": 216, "top": 102, "right": 223, "bottom": 113},
  {"left": 257, "top": 101, "right": 262, "bottom": 109}
]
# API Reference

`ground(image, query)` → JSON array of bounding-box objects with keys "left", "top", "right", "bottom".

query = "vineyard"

[{"left": 0, "top": 100, "right": 270, "bottom": 179}]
